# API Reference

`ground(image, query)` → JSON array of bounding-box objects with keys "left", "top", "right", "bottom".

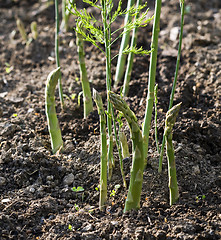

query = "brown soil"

[{"left": 0, "top": 0, "right": 220, "bottom": 239}]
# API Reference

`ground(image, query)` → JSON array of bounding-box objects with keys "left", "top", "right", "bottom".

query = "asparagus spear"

[
  {"left": 76, "top": 22, "right": 93, "bottom": 119},
  {"left": 164, "top": 102, "right": 181, "bottom": 205},
  {"left": 108, "top": 91, "right": 144, "bottom": 212},
  {"left": 93, "top": 89, "right": 107, "bottom": 211},
  {"left": 119, "top": 131, "right": 130, "bottom": 159},
  {"left": 45, "top": 67, "right": 63, "bottom": 154}
]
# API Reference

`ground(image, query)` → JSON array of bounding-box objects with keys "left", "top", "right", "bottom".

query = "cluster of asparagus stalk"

[{"left": 45, "top": 0, "right": 185, "bottom": 211}]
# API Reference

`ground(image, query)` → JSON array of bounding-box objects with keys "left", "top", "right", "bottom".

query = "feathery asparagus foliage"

[
  {"left": 158, "top": 0, "right": 185, "bottom": 172},
  {"left": 76, "top": 22, "right": 93, "bottom": 119},
  {"left": 55, "top": 0, "right": 64, "bottom": 109},
  {"left": 45, "top": 67, "right": 63, "bottom": 154},
  {"left": 142, "top": 0, "right": 162, "bottom": 164},
  {"left": 114, "top": 0, "right": 135, "bottom": 86},
  {"left": 164, "top": 102, "right": 181, "bottom": 205},
  {"left": 93, "top": 89, "right": 107, "bottom": 210},
  {"left": 109, "top": 91, "right": 144, "bottom": 212}
]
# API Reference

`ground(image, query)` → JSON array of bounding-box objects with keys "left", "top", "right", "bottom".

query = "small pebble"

[
  {"left": 29, "top": 187, "right": 35, "bottom": 193},
  {"left": 0, "top": 177, "right": 6, "bottom": 186},
  {"left": 170, "top": 27, "right": 180, "bottom": 41},
  {"left": 63, "top": 173, "right": 75, "bottom": 186},
  {"left": 82, "top": 223, "right": 93, "bottom": 232}
]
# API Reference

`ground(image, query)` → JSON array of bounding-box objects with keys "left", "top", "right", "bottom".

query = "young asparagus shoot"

[
  {"left": 61, "top": 0, "right": 72, "bottom": 32},
  {"left": 16, "top": 18, "right": 27, "bottom": 42},
  {"left": 114, "top": 0, "right": 135, "bottom": 86},
  {"left": 154, "top": 84, "right": 160, "bottom": 153},
  {"left": 142, "top": 0, "right": 162, "bottom": 164},
  {"left": 45, "top": 67, "right": 63, "bottom": 154},
  {"left": 55, "top": 0, "right": 64, "bottom": 109},
  {"left": 76, "top": 22, "right": 93, "bottom": 118},
  {"left": 114, "top": 114, "right": 127, "bottom": 188},
  {"left": 158, "top": 0, "right": 185, "bottom": 173},
  {"left": 108, "top": 91, "right": 144, "bottom": 212},
  {"left": 164, "top": 102, "right": 181, "bottom": 205},
  {"left": 93, "top": 89, "right": 107, "bottom": 211},
  {"left": 119, "top": 131, "right": 130, "bottom": 159},
  {"left": 30, "top": 21, "right": 38, "bottom": 40}
]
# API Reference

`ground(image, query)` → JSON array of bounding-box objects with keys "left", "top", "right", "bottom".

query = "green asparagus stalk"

[
  {"left": 122, "top": 0, "right": 141, "bottom": 96},
  {"left": 16, "top": 18, "right": 27, "bottom": 42},
  {"left": 45, "top": 67, "right": 63, "bottom": 154},
  {"left": 76, "top": 23, "right": 93, "bottom": 119},
  {"left": 55, "top": 0, "right": 64, "bottom": 109},
  {"left": 158, "top": 0, "right": 185, "bottom": 172},
  {"left": 30, "top": 21, "right": 38, "bottom": 40},
  {"left": 114, "top": 0, "right": 135, "bottom": 87},
  {"left": 164, "top": 102, "right": 181, "bottom": 205},
  {"left": 101, "top": 0, "right": 114, "bottom": 180},
  {"left": 119, "top": 131, "right": 130, "bottom": 159},
  {"left": 116, "top": 129, "right": 127, "bottom": 189},
  {"left": 154, "top": 84, "right": 160, "bottom": 153},
  {"left": 61, "top": 0, "right": 70, "bottom": 32},
  {"left": 142, "top": 0, "right": 162, "bottom": 163},
  {"left": 93, "top": 89, "right": 108, "bottom": 211},
  {"left": 108, "top": 91, "right": 144, "bottom": 212}
]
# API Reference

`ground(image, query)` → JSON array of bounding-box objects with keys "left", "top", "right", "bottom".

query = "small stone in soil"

[
  {"left": 63, "top": 173, "right": 75, "bottom": 186},
  {"left": 82, "top": 223, "right": 94, "bottom": 232},
  {"left": 0, "top": 177, "right": 6, "bottom": 186}
]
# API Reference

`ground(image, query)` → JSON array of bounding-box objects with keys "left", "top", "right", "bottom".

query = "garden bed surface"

[{"left": 0, "top": 0, "right": 220, "bottom": 239}]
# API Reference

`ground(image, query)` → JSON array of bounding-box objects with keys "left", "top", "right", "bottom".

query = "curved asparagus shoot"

[
  {"left": 45, "top": 67, "right": 63, "bottom": 154},
  {"left": 108, "top": 91, "right": 144, "bottom": 212},
  {"left": 93, "top": 89, "right": 107, "bottom": 211},
  {"left": 164, "top": 102, "right": 181, "bottom": 205},
  {"left": 122, "top": 0, "right": 141, "bottom": 96},
  {"left": 76, "top": 23, "right": 93, "bottom": 119},
  {"left": 55, "top": 0, "right": 64, "bottom": 109},
  {"left": 158, "top": 0, "right": 185, "bottom": 172},
  {"left": 142, "top": 0, "right": 162, "bottom": 163},
  {"left": 114, "top": 0, "right": 135, "bottom": 87}
]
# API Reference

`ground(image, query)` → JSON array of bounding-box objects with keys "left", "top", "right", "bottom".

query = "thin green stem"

[
  {"left": 114, "top": 0, "right": 135, "bottom": 87},
  {"left": 93, "top": 89, "right": 107, "bottom": 210},
  {"left": 142, "top": 0, "right": 162, "bottom": 164},
  {"left": 45, "top": 67, "right": 63, "bottom": 154},
  {"left": 158, "top": 0, "right": 185, "bottom": 172},
  {"left": 55, "top": 0, "right": 64, "bottom": 109},
  {"left": 122, "top": 0, "right": 141, "bottom": 96}
]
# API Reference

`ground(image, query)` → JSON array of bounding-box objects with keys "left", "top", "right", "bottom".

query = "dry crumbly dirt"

[{"left": 0, "top": 0, "right": 220, "bottom": 239}]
